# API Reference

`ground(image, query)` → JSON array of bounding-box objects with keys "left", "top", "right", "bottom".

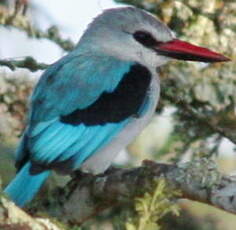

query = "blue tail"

[{"left": 4, "top": 162, "right": 50, "bottom": 207}]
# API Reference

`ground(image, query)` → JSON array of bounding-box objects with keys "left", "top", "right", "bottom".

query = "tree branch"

[
  {"left": 0, "top": 56, "right": 48, "bottom": 72},
  {"left": 1, "top": 158, "right": 236, "bottom": 228},
  {"left": 0, "top": 196, "right": 64, "bottom": 230},
  {"left": 33, "top": 158, "right": 236, "bottom": 225},
  {"left": 26, "top": 26, "right": 75, "bottom": 52},
  {"left": 163, "top": 92, "right": 236, "bottom": 145}
]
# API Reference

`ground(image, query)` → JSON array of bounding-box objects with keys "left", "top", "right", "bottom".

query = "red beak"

[{"left": 155, "top": 39, "right": 230, "bottom": 62}]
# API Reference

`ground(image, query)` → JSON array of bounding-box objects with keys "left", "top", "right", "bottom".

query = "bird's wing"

[
  {"left": 29, "top": 54, "right": 132, "bottom": 123},
  {"left": 16, "top": 55, "right": 151, "bottom": 172},
  {"left": 26, "top": 118, "right": 129, "bottom": 172}
]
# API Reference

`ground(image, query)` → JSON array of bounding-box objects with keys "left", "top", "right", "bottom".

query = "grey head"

[
  {"left": 76, "top": 7, "right": 229, "bottom": 68},
  {"left": 77, "top": 7, "right": 175, "bottom": 68}
]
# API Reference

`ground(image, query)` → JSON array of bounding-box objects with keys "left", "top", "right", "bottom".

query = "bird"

[{"left": 4, "top": 6, "right": 229, "bottom": 207}]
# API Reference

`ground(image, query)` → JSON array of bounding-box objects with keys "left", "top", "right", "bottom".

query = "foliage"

[
  {"left": 0, "top": 68, "right": 35, "bottom": 142},
  {"left": 125, "top": 178, "right": 180, "bottom": 230}
]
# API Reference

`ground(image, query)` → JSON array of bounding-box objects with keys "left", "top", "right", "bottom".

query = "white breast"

[{"left": 81, "top": 70, "right": 160, "bottom": 174}]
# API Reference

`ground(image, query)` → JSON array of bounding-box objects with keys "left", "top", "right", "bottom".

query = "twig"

[
  {"left": 163, "top": 93, "right": 236, "bottom": 145},
  {"left": 32, "top": 26, "right": 75, "bottom": 52},
  {"left": 0, "top": 57, "right": 48, "bottom": 72}
]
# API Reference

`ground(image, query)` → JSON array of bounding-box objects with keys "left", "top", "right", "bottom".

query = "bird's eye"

[{"left": 133, "top": 31, "right": 157, "bottom": 47}]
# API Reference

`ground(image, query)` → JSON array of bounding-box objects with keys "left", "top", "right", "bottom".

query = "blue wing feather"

[
  {"left": 68, "top": 120, "right": 129, "bottom": 169},
  {"left": 29, "top": 118, "right": 57, "bottom": 137},
  {"left": 30, "top": 54, "right": 132, "bottom": 123},
  {"left": 26, "top": 118, "right": 129, "bottom": 171}
]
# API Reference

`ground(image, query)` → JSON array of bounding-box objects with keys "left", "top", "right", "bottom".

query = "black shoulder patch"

[{"left": 60, "top": 64, "right": 151, "bottom": 125}]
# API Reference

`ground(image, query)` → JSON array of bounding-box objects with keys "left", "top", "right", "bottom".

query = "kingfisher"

[{"left": 4, "top": 7, "right": 229, "bottom": 207}]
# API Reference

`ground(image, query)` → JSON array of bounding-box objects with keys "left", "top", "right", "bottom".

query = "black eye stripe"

[{"left": 133, "top": 30, "right": 160, "bottom": 47}]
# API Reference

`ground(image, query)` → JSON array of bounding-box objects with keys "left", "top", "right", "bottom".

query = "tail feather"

[{"left": 4, "top": 162, "right": 50, "bottom": 207}]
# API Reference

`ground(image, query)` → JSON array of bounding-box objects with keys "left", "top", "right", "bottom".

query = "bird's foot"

[
  {"left": 142, "top": 159, "right": 156, "bottom": 167},
  {"left": 71, "top": 169, "right": 94, "bottom": 180},
  {"left": 101, "top": 165, "right": 120, "bottom": 176}
]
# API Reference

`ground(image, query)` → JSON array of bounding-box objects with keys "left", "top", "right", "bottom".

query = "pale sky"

[{"left": 0, "top": 0, "right": 125, "bottom": 63}]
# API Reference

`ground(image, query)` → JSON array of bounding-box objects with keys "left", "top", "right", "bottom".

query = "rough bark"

[
  {"left": 34, "top": 159, "right": 236, "bottom": 224},
  {"left": 1, "top": 158, "right": 236, "bottom": 228},
  {"left": 0, "top": 196, "right": 63, "bottom": 230}
]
